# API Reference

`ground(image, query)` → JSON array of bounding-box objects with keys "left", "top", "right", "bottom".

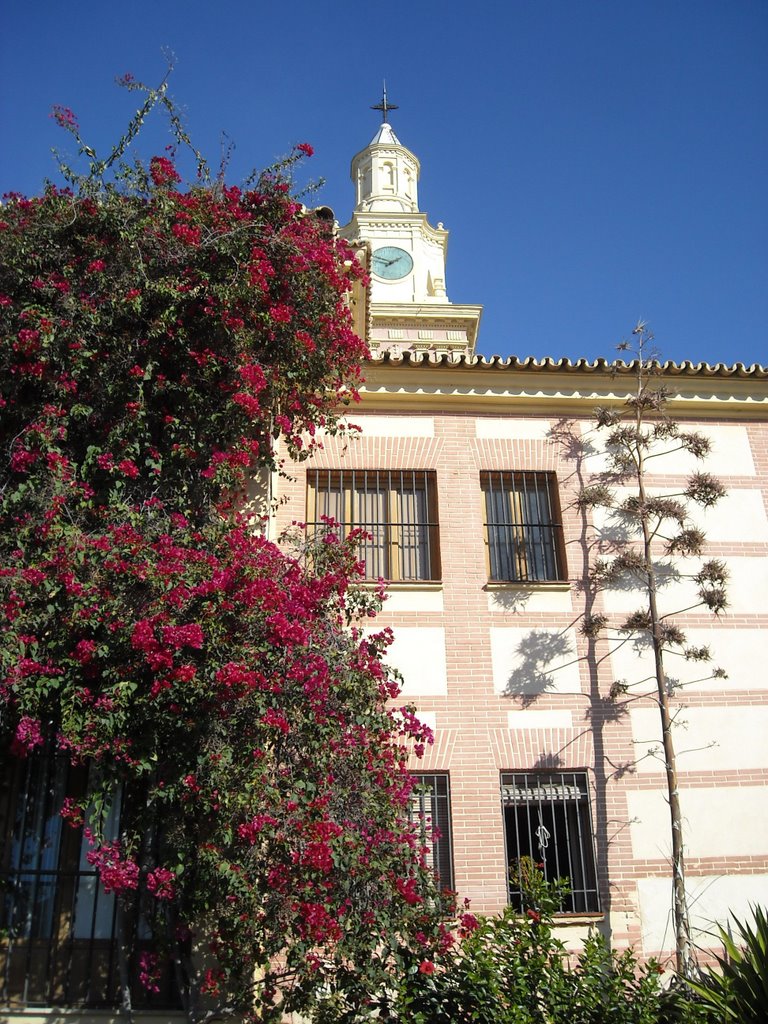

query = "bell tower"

[{"left": 339, "top": 87, "right": 482, "bottom": 356}]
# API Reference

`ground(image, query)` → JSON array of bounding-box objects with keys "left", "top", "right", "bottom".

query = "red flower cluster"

[
  {"left": 396, "top": 876, "right": 423, "bottom": 906},
  {"left": 12, "top": 715, "right": 44, "bottom": 756},
  {"left": 85, "top": 837, "right": 140, "bottom": 894},
  {"left": 50, "top": 105, "right": 78, "bottom": 130},
  {"left": 149, "top": 155, "right": 181, "bottom": 186},
  {"left": 161, "top": 623, "right": 205, "bottom": 649},
  {"left": 459, "top": 910, "right": 479, "bottom": 935},
  {"left": 146, "top": 866, "right": 176, "bottom": 900},
  {"left": 138, "top": 951, "right": 161, "bottom": 993}
]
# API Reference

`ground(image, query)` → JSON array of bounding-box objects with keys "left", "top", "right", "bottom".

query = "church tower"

[{"left": 339, "top": 88, "right": 482, "bottom": 356}]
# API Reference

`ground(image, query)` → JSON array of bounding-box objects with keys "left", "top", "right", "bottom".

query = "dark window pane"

[
  {"left": 501, "top": 771, "right": 599, "bottom": 913},
  {"left": 410, "top": 774, "right": 453, "bottom": 890},
  {"left": 0, "top": 755, "right": 180, "bottom": 1009}
]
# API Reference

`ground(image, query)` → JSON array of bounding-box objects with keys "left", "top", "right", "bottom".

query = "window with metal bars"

[
  {"left": 306, "top": 470, "right": 441, "bottom": 581},
  {"left": 501, "top": 771, "right": 599, "bottom": 914},
  {"left": 410, "top": 774, "right": 453, "bottom": 890},
  {"left": 0, "top": 753, "right": 178, "bottom": 1009},
  {"left": 481, "top": 472, "right": 565, "bottom": 582}
]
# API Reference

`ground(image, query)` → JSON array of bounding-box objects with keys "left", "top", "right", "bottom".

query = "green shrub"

[
  {"left": 547, "top": 934, "right": 712, "bottom": 1024},
  {"left": 395, "top": 904, "right": 565, "bottom": 1023},
  {"left": 389, "top": 866, "right": 712, "bottom": 1024}
]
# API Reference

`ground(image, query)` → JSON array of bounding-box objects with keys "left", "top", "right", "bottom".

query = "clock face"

[{"left": 371, "top": 245, "right": 413, "bottom": 281}]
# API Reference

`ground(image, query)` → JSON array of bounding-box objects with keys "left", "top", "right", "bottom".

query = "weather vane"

[{"left": 371, "top": 81, "right": 398, "bottom": 124}]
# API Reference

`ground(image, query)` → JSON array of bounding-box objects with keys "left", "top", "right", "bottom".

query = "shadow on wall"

[
  {"left": 531, "top": 751, "right": 565, "bottom": 769},
  {"left": 500, "top": 628, "right": 576, "bottom": 705},
  {"left": 543, "top": 417, "right": 616, "bottom": 937},
  {"left": 603, "top": 558, "right": 682, "bottom": 594},
  {"left": 489, "top": 587, "right": 539, "bottom": 612}
]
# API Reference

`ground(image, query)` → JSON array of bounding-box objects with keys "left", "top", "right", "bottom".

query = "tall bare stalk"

[{"left": 579, "top": 323, "right": 728, "bottom": 976}]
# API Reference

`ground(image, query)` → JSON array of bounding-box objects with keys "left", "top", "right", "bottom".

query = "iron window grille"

[
  {"left": 0, "top": 753, "right": 178, "bottom": 1009},
  {"left": 307, "top": 469, "right": 441, "bottom": 582},
  {"left": 410, "top": 774, "right": 454, "bottom": 891},
  {"left": 481, "top": 471, "right": 565, "bottom": 582},
  {"left": 501, "top": 771, "right": 599, "bottom": 914}
]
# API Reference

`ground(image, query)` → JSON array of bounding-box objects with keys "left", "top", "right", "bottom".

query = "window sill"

[
  {"left": 551, "top": 912, "right": 605, "bottom": 924},
  {"left": 485, "top": 581, "right": 571, "bottom": 592},
  {"left": 508, "top": 908, "right": 603, "bottom": 924}
]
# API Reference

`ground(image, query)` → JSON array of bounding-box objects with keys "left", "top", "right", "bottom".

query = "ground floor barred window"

[
  {"left": 501, "top": 771, "right": 599, "bottom": 913},
  {"left": 410, "top": 773, "right": 454, "bottom": 891},
  {"left": 0, "top": 753, "right": 178, "bottom": 1009}
]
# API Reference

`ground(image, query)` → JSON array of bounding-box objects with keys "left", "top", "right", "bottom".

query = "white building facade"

[{"left": 278, "top": 114, "right": 768, "bottom": 962}]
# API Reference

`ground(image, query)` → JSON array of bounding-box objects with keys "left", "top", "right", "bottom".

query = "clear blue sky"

[{"left": 2, "top": 1, "right": 765, "bottom": 367}]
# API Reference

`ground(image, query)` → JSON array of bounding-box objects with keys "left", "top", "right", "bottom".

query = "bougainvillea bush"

[{"left": 0, "top": 79, "right": 450, "bottom": 1022}]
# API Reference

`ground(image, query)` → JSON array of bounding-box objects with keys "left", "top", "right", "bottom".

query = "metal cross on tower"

[{"left": 371, "top": 81, "right": 398, "bottom": 123}]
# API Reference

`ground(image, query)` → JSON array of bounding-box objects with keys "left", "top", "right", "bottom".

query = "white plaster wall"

[
  {"left": 552, "top": 921, "right": 603, "bottom": 951},
  {"left": 591, "top": 487, "right": 768, "bottom": 545},
  {"left": 581, "top": 423, "right": 755, "bottom": 477},
  {"left": 475, "top": 417, "right": 553, "bottom": 440},
  {"left": 507, "top": 710, "right": 574, "bottom": 730},
  {"left": 414, "top": 710, "right": 437, "bottom": 733},
  {"left": 697, "top": 488, "right": 768, "bottom": 541},
  {"left": 487, "top": 586, "right": 573, "bottom": 614},
  {"left": 600, "top": 556, "right": 768, "bottom": 616},
  {"left": 490, "top": 626, "right": 582, "bottom": 695},
  {"left": 346, "top": 414, "right": 435, "bottom": 437},
  {"left": 383, "top": 588, "right": 444, "bottom": 613},
  {"left": 630, "top": 706, "right": 768, "bottom": 773},
  {"left": 609, "top": 626, "right": 768, "bottom": 692},
  {"left": 371, "top": 626, "right": 448, "bottom": 697},
  {"left": 637, "top": 874, "right": 768, "bottom": 954},
  {"left": 627, "top": 787, "right": 768, "bottom": 860}
]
